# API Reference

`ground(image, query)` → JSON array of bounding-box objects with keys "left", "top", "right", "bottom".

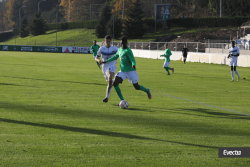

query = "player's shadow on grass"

[
  {"left": 0, "top": 82, "right": 38, "bottom": 88},
  {"left": 174, "top": 108, "right": 250, "bottom": 120},
  {"left": 2, "top": 101, "right": 249, "bottom": 139},
  {"left": 177, "top": 73, "right": 228, "bottom": 80},
  {"left": 0, "top": 63, "right": 40, "bottom": 67},
  {"left": 0, "top": 117, "right": 218, "bottom": 149},
  {"left": 1, "top": 76, "right": 106, "bottom": 86},
  {"left": 112, "top": 104, "right": 155, "bottom": 112}
]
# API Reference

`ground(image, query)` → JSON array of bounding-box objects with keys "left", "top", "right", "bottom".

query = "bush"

[
  {"left": 46, "top": 20, "right": 98, "bottom": 30},
  {"left": 95, "top": 3, "right": 112, "bottom": 38},
  {"left": 167, "top": 17, "right": 250, "bottom": 28},
  {"left": 143, "top": 18, "right": 163, "bottom": 30},
  {"left": 19, "top": 18, "right": 29, "bottom": 38},
  {"left": 29, "top": 11, "right": 47, "bottom": 36}
]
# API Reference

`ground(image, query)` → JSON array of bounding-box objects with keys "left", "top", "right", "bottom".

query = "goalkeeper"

[{"left": 228, "top": 40, "right": 240, "bottom": 82}]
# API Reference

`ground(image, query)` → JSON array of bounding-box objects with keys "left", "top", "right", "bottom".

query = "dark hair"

[
  {"left": 121, "top": 36, "right": 128, "bottom": 43},
  {"left": 232, "top": 40, "right": 235, "bottom": 44},
  {"left": 105, "top": 35, "right": 112, "bottom": 40}
]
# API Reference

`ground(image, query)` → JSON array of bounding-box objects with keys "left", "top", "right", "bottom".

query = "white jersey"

[
  {"left": 229, "top": 46, "right": 240, "bottom": 56},
  {"left": 97, "top": 45, "right": 118, "bottom": 68},
  {"left": 229, "top": 46, "right": 240, "bottom": 66}
]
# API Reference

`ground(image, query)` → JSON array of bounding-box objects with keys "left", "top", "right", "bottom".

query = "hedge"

[
  {"left": 46, "top": 20, "right": 98, "bottom": 30},
  {"left": 167, "top": 17, "right": 250, "bottom": 28},
  {"left": 36, "top": 17, "right": 250, "bottom": 32}
]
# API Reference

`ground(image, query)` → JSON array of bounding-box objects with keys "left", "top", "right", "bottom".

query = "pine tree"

[
  {"left": 29, "top": 11, "right": 47, "bottom": 36},
  {"left": 95, "top": 3, "right": 112, "bottom": 38},
  {"left": 19, "top": 17, "right": 29, "bottom": 38},
  {"left": 106, "top": 17, "right": 123, "bottom": 39},
  {"left": 209, "top": 0, "right": 250, "bottom": 16},
  {"left": 123, "top": 0, "right": 145, "bottom": 39}
]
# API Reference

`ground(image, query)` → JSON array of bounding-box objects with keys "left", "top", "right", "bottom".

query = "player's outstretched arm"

[
  {"left": 100, "top": 60, "right": 107, "bottom": 65},
  {"left": 95, "top": 55, "right": 102, "bottom": 64}
]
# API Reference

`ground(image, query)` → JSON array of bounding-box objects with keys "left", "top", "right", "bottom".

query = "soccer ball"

[{"left": 119, "top": 100, "right": 129, "bottom": 109}]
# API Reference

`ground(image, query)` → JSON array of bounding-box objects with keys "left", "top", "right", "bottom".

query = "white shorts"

[
  {"left": 116, "top": 71, "right": 139, "bottom": 84},
  {"left": 229, "top": 56, "right": 238, "bottom": 66},
  {"left": 102, "top": 65, "right": 116, "bottom": 81},
  {"left": 163, "top": 61, "right": 170, "bottom": 67}
]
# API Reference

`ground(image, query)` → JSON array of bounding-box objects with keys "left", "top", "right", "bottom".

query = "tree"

[
  {"left": 95, "top": 3, "right": 112, "bottom": 38},
  {"left": 6, "top": 0, "right": 24, "bottom": 26},
  {"left": 59, "top": 0, "right": 105, "bottom": 22},
  {"left": 111, "top": 0, "right": 135, "bottom": 19},
  {"left": 19, "top": 17, "right": 29, "bottom": 37},
  {"left": 29, "top": 11, "right": 46, "bottom": 36},
  {"left": 106, "top": 16, "right": 123, "bottom": 39},
  {"left": 123, "top": 0, "right": 145, "bottom": 39},
  {"left": 209, "top": 0, "right": 250, "bottom": 17}
]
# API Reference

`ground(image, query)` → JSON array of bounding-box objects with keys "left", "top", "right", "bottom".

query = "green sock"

[
  {"left": 96, "top": 62, "right": 100, "bottom": 67},
  {"left": 139, "top": 85, "right": 149, "bottom": 93},
  {"left": 114, "top": 86, "right": 124, "bottom": 100},
  {"left": 166, "top": 67, "right": 172, "bottom": 70},
  {"left": 164, "top": 67, "right": 170, "bottom": 74}
]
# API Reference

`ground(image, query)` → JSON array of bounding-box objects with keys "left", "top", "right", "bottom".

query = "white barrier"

[{"left": 131, "top": 49, "right": 250, "bottom": 67}]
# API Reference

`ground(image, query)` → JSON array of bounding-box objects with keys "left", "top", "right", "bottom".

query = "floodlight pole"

[
  {"left": 122, "top": 0, "right": 124, "bottom": 19},
  {"left": 154, "top": 5, "right": 156, "bottom": 34},
  {"left": 113, "top": 16, "right": 115, "bottom": 42},
  {"left": 216, "top": 0, "right": 217, "bottom": 17},
  {"left": 56, "top": 9, "right": 58, "bottom": 46},
  {"left": 90, "top": 4, "right": 92, "bottom": 20},
  {"left": 38, "top": 0, "right": 46, "bottom": 12},
  {"left": 220, "top": 0, "right": 222, "bottom": 17},
  {"left": 68, "top": 0, "right": 70, "bottom": 22},
  {"left": 19, "top": 5, "right": 26, "bottom": 28}
]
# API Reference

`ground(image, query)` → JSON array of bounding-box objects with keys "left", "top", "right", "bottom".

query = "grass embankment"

[
  {"left": 0, "top": 51, "right": 250, "bottom": 166},
  {"left": 0, "top": 27, "right": 231, "bottom": 47}
]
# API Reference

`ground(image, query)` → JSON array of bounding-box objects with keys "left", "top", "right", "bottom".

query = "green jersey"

[
  {"left": 91, "top": 44, "right": 100, "bottom": 56},
  {"left": 161, "top": 48, "right": 172, "bottom": 62},
  {"left": 106, "top": 47, "right": 136, "bottom": 72}
]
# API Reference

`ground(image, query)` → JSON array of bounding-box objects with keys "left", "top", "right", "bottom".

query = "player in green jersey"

[
  {"left": 101, "top": 36, "right": 151, "bottom": 103},
  {"left": 160, "top": 43, "right": 174, "bottom": 75},
  {"left": 91, "top": 40, "right": 101, "bottom": 69}
]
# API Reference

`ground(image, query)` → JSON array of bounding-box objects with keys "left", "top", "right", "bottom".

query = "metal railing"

[{"left": 108, "top": 41, "right": 250, "bottom": 53}]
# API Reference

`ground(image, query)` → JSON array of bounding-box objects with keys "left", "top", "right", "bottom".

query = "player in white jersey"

[
  {"left": 228, "top": 40, "right": 240, "bottom": 82},
  {"left": 95, "top": 35, "right": 118, "bottom": 102}
]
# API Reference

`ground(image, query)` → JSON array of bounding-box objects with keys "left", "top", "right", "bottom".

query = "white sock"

[
  {"left": 231, "top": 71, "right": 234, "bottom": 80},
  {"left": 106, "top": 85, "right": 112, "bottom": 98},
  {"left": 235, "top": 70, "right": 239, "bottom": 77}
]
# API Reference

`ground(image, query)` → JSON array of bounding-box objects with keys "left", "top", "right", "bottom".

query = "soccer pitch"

[{"left": 0, "top": 51, "right": 250, "bottom": 166}]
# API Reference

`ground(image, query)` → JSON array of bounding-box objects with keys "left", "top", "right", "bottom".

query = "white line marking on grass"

[{"left": 164, "top": 94, "right": 250, "bottom": 117}]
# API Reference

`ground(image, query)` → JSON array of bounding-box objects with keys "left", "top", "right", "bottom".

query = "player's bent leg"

[
  {"left": 103, "top": 72, "right": 115, "bottom": 103},
  {"left": 113, "top": 76, "right": 124, "bottom": 100},
  {"left": 234, "top": 66, "right": 240, "bottom": 81},
  {"left": 133, "top": 83, "right": 151, "bottom": 99},
  {"left": 133, "top": 83, "right": 140, "bottom": 90},
  {"left": 230, "top": 66, "right": 234, "bottom": 81},
  {"left": 164, "top": 67, "right": 170, "bottom": 75}
]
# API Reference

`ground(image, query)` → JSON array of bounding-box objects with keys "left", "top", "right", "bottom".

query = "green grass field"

[
  {"left": 0, "top": 51, "right": 250, "bottom": 167},
  {"left": 0, "top": 27, "right": 229, "bottom": 47}
]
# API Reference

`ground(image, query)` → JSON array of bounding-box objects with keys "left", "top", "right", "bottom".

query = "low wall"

[
  {"left": 205, "top": 48, "right": 250, "bottom": 55},
  {"left": 132, "top": 49, "right": 250, "bottom": 67}
]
